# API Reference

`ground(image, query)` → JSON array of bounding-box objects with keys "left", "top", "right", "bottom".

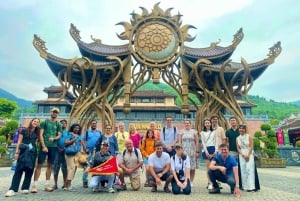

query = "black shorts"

[
  {"left": 148, "top": 171, "right": 171, "bottom": 182},
  {"left": 37, "top": 147, "right": 58, "bottom": 164}
]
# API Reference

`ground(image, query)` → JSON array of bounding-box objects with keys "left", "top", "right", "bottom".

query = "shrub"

[
  {"left": 254, "top": 123, "right": 279, "bottom": 158},
  {"left": 296, "top": 141, "right": 300, "bottom": 148}
]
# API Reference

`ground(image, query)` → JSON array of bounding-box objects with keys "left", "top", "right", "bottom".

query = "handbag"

[{"left": 65, "top": 142, "right": 81, "bottom": 156}]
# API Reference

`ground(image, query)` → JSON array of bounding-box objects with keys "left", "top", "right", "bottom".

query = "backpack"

[
  {"left": 122, "top": 148, "right": 139, "bottom": 159},
  {"left": 163, "top": 126, "right": 177, "bottom": 141}
]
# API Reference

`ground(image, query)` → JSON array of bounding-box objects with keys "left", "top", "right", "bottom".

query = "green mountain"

[
  {"left": 248, "top": 95, "right": 300, "bottom": 120},
  {"left": 0, "top": 88, "right": 32, "bottom": 108},
  {"left": 1, "top": 84, "right": 300, "bottom": 121}
]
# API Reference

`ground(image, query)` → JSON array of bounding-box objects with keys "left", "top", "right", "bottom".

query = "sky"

[{"left": 0, "top": 0, "right": 299, "bottom": 102}]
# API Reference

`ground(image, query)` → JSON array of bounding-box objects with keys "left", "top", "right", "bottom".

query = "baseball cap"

[
  {"left": 174, "top": 143, "right": 182, "bottom": 148},
  {"left": 101, "top": 141, "right": 109, "bottom": 146},
  {"left": 51, "top": 107, "right": 60, "bottom": 113}
]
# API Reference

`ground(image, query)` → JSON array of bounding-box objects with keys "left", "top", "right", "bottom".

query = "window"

[{"left": 142, "top": 98, "right": 151, "bottom": 103}]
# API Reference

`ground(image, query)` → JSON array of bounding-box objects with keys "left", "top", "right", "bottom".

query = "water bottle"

[{"left": 11, "top": 160, "right": 17, "bottom": 171}]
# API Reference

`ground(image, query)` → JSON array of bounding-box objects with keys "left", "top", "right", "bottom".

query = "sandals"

[
  {"left": 151, "top": 185, "right": 157, "bottom": 192},
  {"left": 164, "top": 187, "right": 171, "bottom": 193}
]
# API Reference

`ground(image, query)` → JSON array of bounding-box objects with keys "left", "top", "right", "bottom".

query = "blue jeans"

[
  {"left": 208, "top": 169, "right": 235, "bottom": 190},
  {"left": 171, "top": 178, "right": 191, "bottom": 195},
  {"left": 89, "top": 175, "right": 115, "bottom": 189},
  {"left": 82, "top": 152, "right": 93, "bottom": 183},
  {"left": 53, "top": 149, "right": 67, "bottom": 176}
]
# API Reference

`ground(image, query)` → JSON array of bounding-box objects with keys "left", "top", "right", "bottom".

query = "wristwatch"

[{"left": 235, "top": 185, "right": 239, "bottom": 188}]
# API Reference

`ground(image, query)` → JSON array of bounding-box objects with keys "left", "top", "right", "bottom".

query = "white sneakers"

[
  {"left": 208, "top": 183, "right": 214, "bottom": 190},
  {"left": 107, "top": 188, "right": 115, "bottom": 193},
  {"left": 21, "top": 189, "right": 29, "bottom": 194},
  {"left": 5, "top": 190, "right": 16, "bottom": 197}
]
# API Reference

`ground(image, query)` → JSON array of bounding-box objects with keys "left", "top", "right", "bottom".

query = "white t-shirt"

[
  {"left": 148, "top": 152, "right": 171, "bottom": 172},
  {"left": 171, "top": 154, "right": 190, "bottom": 180}
]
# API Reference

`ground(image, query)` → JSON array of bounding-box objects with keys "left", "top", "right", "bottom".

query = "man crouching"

[
  {"left": 118, "top": 139, "right": 143, "bottom": 190},
  {"left": 85, "top": 141, "right": 115, "bottom": 193}
]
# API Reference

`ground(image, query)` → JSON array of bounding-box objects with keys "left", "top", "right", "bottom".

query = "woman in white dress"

[{"left": 236, "top": 124, "right": 260, "bottom": 192}]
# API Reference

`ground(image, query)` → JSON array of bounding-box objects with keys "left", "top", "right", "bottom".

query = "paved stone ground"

[{"left": 0, "top": 165, "right": 299, "bottom": 201}]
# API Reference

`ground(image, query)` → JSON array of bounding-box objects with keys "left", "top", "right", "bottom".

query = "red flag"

[{"left": 88, "top": 156, "right": 118, "bottom": 175}]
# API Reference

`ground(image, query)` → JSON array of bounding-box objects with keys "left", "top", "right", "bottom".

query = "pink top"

[{"left": 130, "top": 133, "right": 141, "bottom": 148}]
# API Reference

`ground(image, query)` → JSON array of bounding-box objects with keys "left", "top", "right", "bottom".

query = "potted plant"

[{"left": 253, "top": 123, "right": 286, "bottom": 168}]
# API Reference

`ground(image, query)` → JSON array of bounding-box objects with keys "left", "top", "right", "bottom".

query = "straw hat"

[{"left": 74, "top": 152, "right": 88, "bottom": 168}]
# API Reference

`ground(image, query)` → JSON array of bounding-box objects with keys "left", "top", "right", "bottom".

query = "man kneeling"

[
  {"left": 118, "top": 140, "right": 143, "bottom": 191},
  {"left": 208, "top": 143, "right": 241, "bottom": 198},
  {"left": 148, "top": 141, "right": 173, "bottom": 193}
]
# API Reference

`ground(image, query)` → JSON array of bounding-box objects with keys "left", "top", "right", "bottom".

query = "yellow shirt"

[{"left": 115, "top": 131, "right": 129, "bottom": 152}]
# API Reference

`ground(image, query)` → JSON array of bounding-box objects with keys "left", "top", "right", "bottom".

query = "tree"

[{"left": 0, "top": 98, "right": 18, "bottom": 119}]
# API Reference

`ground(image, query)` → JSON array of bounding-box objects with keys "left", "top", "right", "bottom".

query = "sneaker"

[
  {"left": 190, "top": 182, "right": 193, "bottom": 187},
  {"left": 31, "top": 186, "right": 37, "bottom": 193},
  {"left": 209, "top": 188, "right": 221, "bottom": 194},
  {"left": 21, "top": 189, "right": 29, "bottom": 194},
  {"left": 207, "top": 183, "right": 213, "bottom": 190},
  {"left": 5, "top": 190, "right": 15, "bottom": 197},
  {"left": 107, "top": 187, "right": 115, "bottom": 193},
  {"left": 44, "top": 185, "right": 54, "bottom": 192},
  {"left": 52, "top": 185, "right": 58, "bottom": 190}
]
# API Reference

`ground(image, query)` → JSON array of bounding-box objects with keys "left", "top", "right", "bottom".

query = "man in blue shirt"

[
  {"left": 208, "top": 143, "right": 241, "bottom": 198},
  {"left": 81, "top": 120, "right": 102, "bottom": 188},
  {"left": 161, "top": 116, "right": 178, "bottom": 157},
  {"left": 52, "top": 119, "right": 68, "bottom": 190}
]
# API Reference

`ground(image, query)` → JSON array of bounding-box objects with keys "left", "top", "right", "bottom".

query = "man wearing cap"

[
  {"left": 148, "top": 141, "right": 173, "bottom": 193},
  {"left": 86, "top": 141, "right": 115, "bottom": 193},
  {"left": 52, "top": 119, "right": 68, "bottom": 190},
  {"left": 31, "top": 107, "right": 62, "bottom": 193}
]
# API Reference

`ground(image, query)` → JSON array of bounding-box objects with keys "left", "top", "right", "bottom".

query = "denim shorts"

[{"left": 202, "top": 146, "right": 215, "bottom": 160}]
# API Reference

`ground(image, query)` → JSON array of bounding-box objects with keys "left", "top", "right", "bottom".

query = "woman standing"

[
  {"left": 171, "top": 143, "right": 191, "bottom": 195},
  {"left": 178, "top": 119, "right": 199, "bottom": 186},
  {"left": 200, "top": 118, "right": 217, "bottom": 190},
  {"left": 5, "top": 118, "right": 40, "bottom": 197},
  {"left": 140, "top": 129, "right": 156, "bottom": 187},
  {"left": 129, "top": 124, "right": 141, "bottom": 149},
  {"left": 64, "top": 123, "right": 82, "bottom": 191},
  {"left": 236, "top": 124, "right": 260, "bottom": 192}
]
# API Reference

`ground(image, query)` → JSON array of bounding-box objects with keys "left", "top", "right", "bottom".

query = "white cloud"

[{"left": 0, "top": 0, "right": 299, "bottom": 102}]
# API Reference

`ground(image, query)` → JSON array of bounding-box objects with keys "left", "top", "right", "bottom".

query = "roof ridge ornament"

[
  {"left": 232, "top": 28, "right": 244, "bottom": 47},
  {"left": 267, "top": 41, "right": 282, "bottom": 64},
  {"left": 33, "top": 34, "right": 48, "bottom": 59}
]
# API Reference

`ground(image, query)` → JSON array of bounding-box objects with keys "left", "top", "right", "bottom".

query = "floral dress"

[{"left": 180, "top": 129, "right": 198, "bottom": 169}]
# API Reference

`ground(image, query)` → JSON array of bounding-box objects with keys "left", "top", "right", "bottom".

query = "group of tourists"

[{"left": 5, "top": 108, "right": 260, "bottom": 198}]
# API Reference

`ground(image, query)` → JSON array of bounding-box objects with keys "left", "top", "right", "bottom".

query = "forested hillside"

[
  {"left": 137, "top": 82, "right": 300, "bottom": 120},
  {"left": 248, "top": 95, "right": 300, "bottom": 120},
  {"left": 1, "top": 84, "right": 300, "bottom": 121}
]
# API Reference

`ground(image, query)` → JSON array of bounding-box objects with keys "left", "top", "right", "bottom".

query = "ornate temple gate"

[{"left": 33, "top": 3, "right": 281, "bottom": 130}]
